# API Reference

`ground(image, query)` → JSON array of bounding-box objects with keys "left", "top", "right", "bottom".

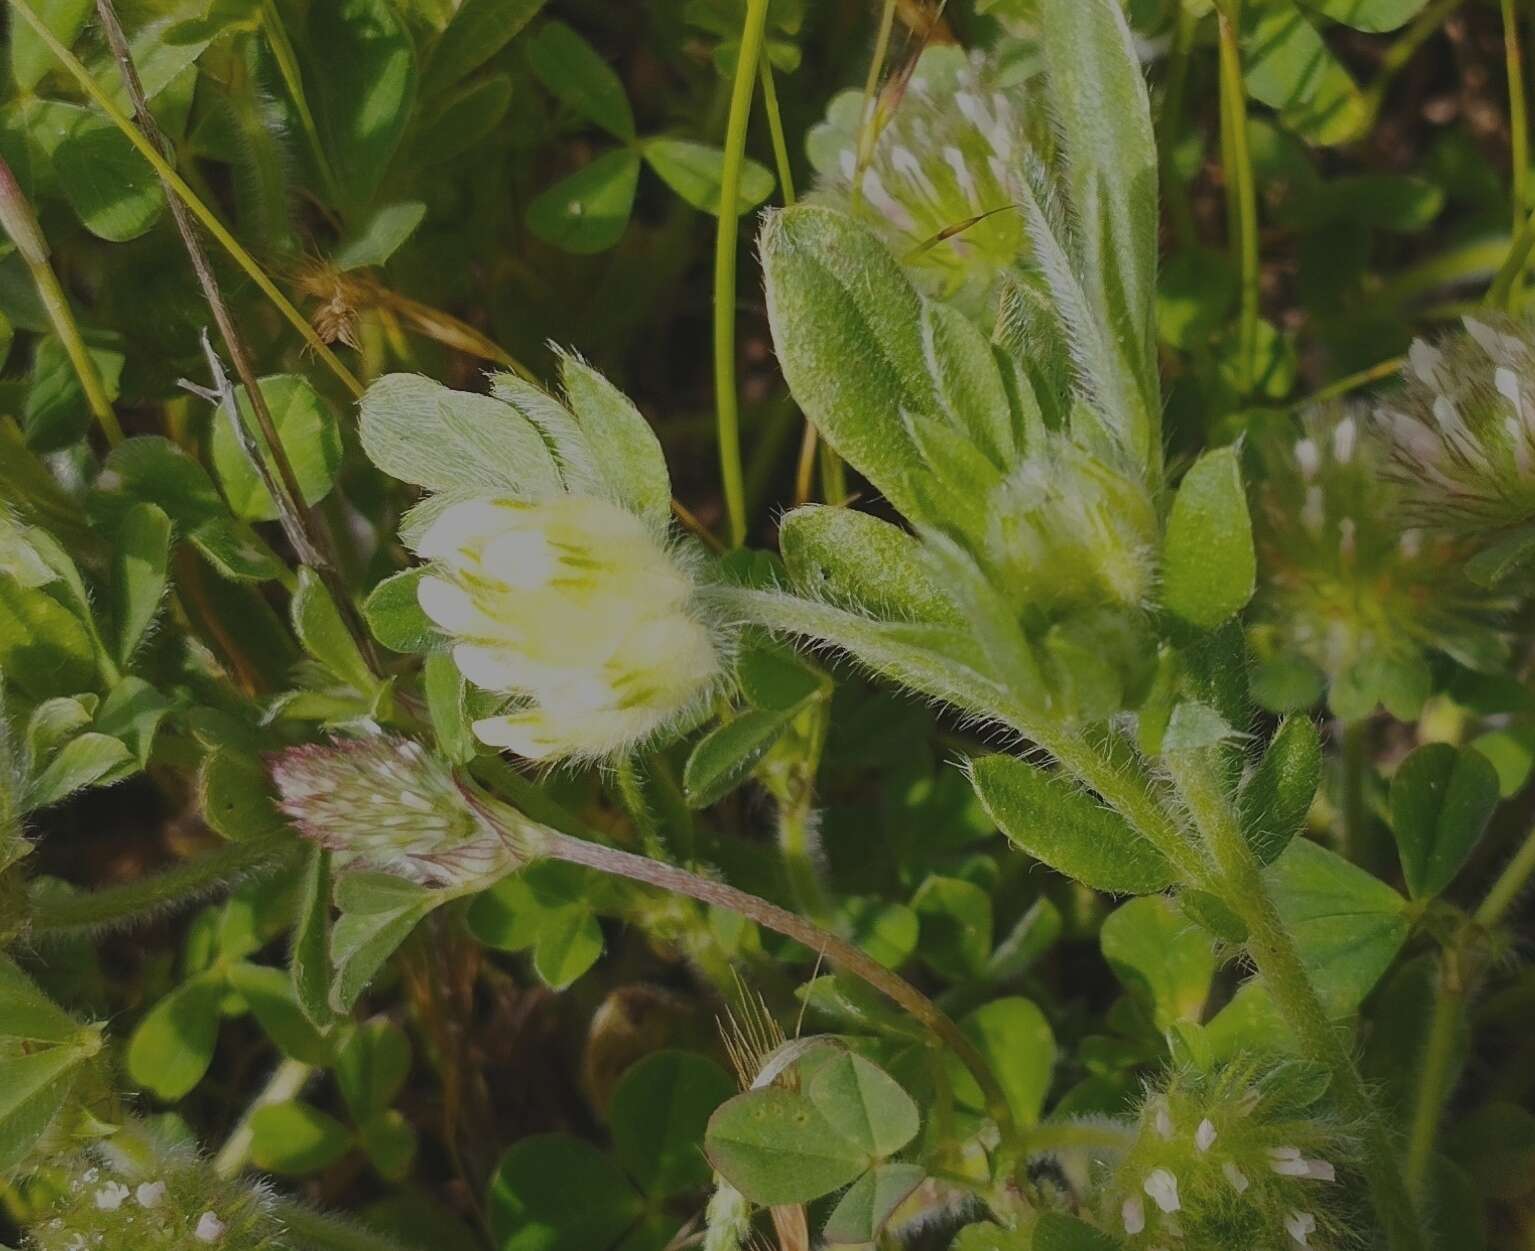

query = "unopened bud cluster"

[
  {"left": 413, "top": 494, "right": 723, "bottom": 761},
  {"left": 1378, "top": 316, "right": 1535, "bottom": 535},
  {"left": 271, "top": 733, "right": 537, "bottom": 887},
  {"left": 808, "top": 45, "right": 1043, "bottom": 312},
  {"left": 1252, "top": 406, "right": 1506, "bottom": 710},
  {"left": 984, "top": 438, "right": 1159, "bottom": 720},
  {"left": 1097, "top": 1064, "right": 1350, "bottom": 1251},
  {"left": 24, "top": 1149, "right": 286, "bottom": 1251}
]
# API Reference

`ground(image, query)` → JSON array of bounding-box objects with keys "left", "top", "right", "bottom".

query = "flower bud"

[
  {"left": 1378, "top": 315, "right": 1535, "bottom": 536},
  {"left": 1252, "top": 405, "right": 1507, "bottom": 713},
  {"left": 808, "top": 45, "right": 1043, "bottom": 311},
  {"left": 1097, "top": 1061, "right": 1349, "bottom": 1251},
  {"left": 24, "top": 1142, "right": 286, "bottom": 1251},
  {"left": 270, "top": 734, "right": 538, "bottom": 887},
  {"left": 412, "top": 493, "right": 723, "bottom": 761}
]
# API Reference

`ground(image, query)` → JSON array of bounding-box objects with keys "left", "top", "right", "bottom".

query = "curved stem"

[
  {"left": 1217, "top": 10, "right": 1260, "bottom": 396},
  {"left": 214, "top": 1057, "right": 315, "bottom": 1177},
  {"left": 758, "top": 57, "right": 796, "bottom": 207},
  {"left": 26, "top": 836, "right": 299, "bottom": 939},
  {"left": 849, "top": 0, "right": 898, "bottom": 213},
  {"left": 1166, "top": 747, "right": 1426, "bottom": 1251},
  {"left": 712, "top": 0, "right": 771, "bottom": 549},
  {"left": 6, "top": 0, "right": 363, "bottom": 398},
  {"left": 534, "top": 826, "right": 1018, "bottom": 1157}
]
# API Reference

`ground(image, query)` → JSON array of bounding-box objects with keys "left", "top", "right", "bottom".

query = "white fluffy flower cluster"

[{"left": 415, "top": 494, "right": 722, "bottom": 761}]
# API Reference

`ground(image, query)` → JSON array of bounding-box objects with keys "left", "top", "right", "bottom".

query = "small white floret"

[
  {"left": 94, "top": 1181, "right": 130, "bottom": 1211},
  {"left": 1285, "top": 1209, "right": 1317, "bottom": 1247},
  {"left": 1223, "top": 1161, "right": 1250, "bottom": 1193},
  {"left": 135, "top": 1181, "right": 167, "bottom": 1209},
  {"left": 1122, "top": 1195, "right": 1145, "bottom": 1235},
  {"left": 1143, "top": 1168, "right": 1181, "bottom": 1213},
  {"left": 195, "top": 1211, "right": 227, "bottom": 1243},
  {"left": 1195, "top": 1118, "right": 1217, "bottom": 1152}
]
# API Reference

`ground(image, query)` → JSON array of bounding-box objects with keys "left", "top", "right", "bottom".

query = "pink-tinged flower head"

[{"left": 270, "top": 735, "right": 534, "bottom": 887}]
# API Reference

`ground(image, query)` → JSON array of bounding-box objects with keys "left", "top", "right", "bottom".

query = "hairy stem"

[
  {"left": 26, "top": 836, "right": 299, "bottom": 939},
  {"left": 1404, "top": 950, "right": 1465, "bottom": 1191},
  {"left": 0, "top": 156, "right": 122, "bottom": 446},
  {"left": 713, "top": 0, "right": 772, "bottom": 548},
  {"left": 1217, "top": 9, "right": 1260, "bottom": 396},
  {"left": 526, "top": 824, "right": 1019, "bottom": 1155},
  {"left": 1477, "top": 821, "right": 1535, "bottom": 927},
  {"left": 1504, "top": 0, "right": 1529, "bottom": 257},
  {"left": 850, "top": 0, "right": 898, "bottom": 213},
  {"left": 1167, "top": 747, "right": 1426, "bottom": 1251},
  {"left": 6, "top": 0, "right": 363, "bottom": 397},
  {"left": 759, "top": 57, "right": 796, "bottom": 207}
]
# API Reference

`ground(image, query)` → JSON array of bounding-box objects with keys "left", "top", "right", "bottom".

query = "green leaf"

[
  {"left": 806, "top": 1050, "right": 919, "bottom": 1159},
  {"left": 1161, "top": 446, "right": 1255, "bottom": 629},
  {"left": 292, "top": 847, "right": 335, "bottom": 1028},
  {"left": 1299, "top": 0, "right": 1429, "bottom": 32},
  {"left": 250, "top": 1099, "right": 353, "bottom": 1174},
  {"left": 778, "top": 505, "right": 957, "bottom": 624},
  {"left": 0, "top": 957, "right": 82, "bottom": 1044},
  {"left": 227, "top": 962, "right": 333, "bottom": 1066},
  {"left": 126, "top": 972, "right": 224, "bottom": 1100},
  {"left": 911, "top": 875, "right": 992, "bottom": 980},
  {"left": 1470, "top": 721, "right": 1535, "bottom": 798},
  {"left": 331, "top": 875, "right": 440, "bottom": 1013},
  {"left": 1465, "top": 525, "right": 1535, "bottom": 589},
  {"left": 333, "top": 201, "right": 427, "bottom": 271},
  {"left": 358, "top": 1108, "right": 417, "bottom": 1179},
  {"left": 1389, "top": 743, "right": 1501, "bottom": 900},
  {"left": 1162, "top": 701, "right": 1237, "bottom": 752},
  {"left": 11, "top": 0, "right": 91, "bottom": 92},
  {"left": 556, "top": 352, "right": 671, "bottom": 529},
  {"left": 1101, "top": 895, "right": 1216, "bottom": 1030},
  {"left": 306, "top": 0, "right": 417, "bottom": 212},
  {"left": 949, "top": 997, "right": 1056, "bottom": 1126},
  {"left": 1240, "top": 0, "right": 1367, "bottom": 146},
  {"left": 760, "top": 206, "right": 940, "bottom": 525},
  {"left": 705, "top": 1087, "right": 869, "bottom": 1204},
  {"left": 358, "top": 373, "right": 562, "bottom": 497},
  {"left": 531, "top": 905, "right": 603, "bottom": 989},
  {"left": 0, "top": 574, "right": 96, "bottom": 701},
  {"left": 409, "top": 72, "right": 516, "bottom": 168},
  {"left": 969, "top": 754, "right": 1176, "bottom": 895},
  {"left": 363, "top": 568, "right": 440, "bottom": 654},
  {"left": 1239, "top": 717, "right": 1322, "bottom": 865},
  {"left": 610, "top": 1050, "right": 736, "bottom": 1197},
  {"left": 28, "top": 101, "right": 165, "bottom": 241},
  {"left": 111, "top": 501, "right": 171, "bottom": 666},
  {"left": 822, "top": 1162, "right": 926, "bottom": 1245},
  {"left": 737, "top": 640, "right": 823, "bottom": 711},
  {"left": 337, "top": 1018, "right": 412, "bottom": 1123},
  {"left": 1038, "top": 0, "right": 1158, "bottom": 423},
  {"left": 0, "top": 1042, "right": 92, "bottom": 1171},
  {"left": 1265, "top": 838, "right": 1409, "bottom": 1016},
  {"left": 25, "top": 733, "right": 132, "bottom": 811},
  {"left": 292, "top": 567, "right": 375, "bottom": 693},
  {"left": 209, "top": 375, "right": 342, "bottom": 522},
  {"left": 527, "top": 21, "right": 634, "bottom": 140},
  {"left": 1180, "top": 889, "right": 1249, "bottom": 942},
  {"left": 23, "top": 334, "right": 124, "bottom": 452},
  {"left": 642, "top": 138, "right": 774, "bottom": 215},
  {"left": 488, "top": 1134, "right": 643, "bottom": 1251},
  {"left": 527, "top": 149, "right": 640, "bottom": 254},
  {"left": 1250, "top": 654, "right": 1326, "bottom": 713},
  {"left": 200, "top": 747, "right": 286, "bottom": 841},
  {"left": 1157, "top": 249, "right": 1238, "bottom": 349},
  {"left": 96, "top": 676, "right": 173, "bottom": 768},
  {"left": 683, "top": 707, "right": 797, "bottom": 808},
  {"left": 425, "top": 651, "right": 476, "bottom": 764},
  {"left": 950, "top": 1223, "right": 1030, "bottom": 1251},
  {"left": 422, "top": 0, "right": 545, "bottom": 97}
]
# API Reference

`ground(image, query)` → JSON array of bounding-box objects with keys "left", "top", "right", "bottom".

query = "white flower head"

[
  {"left": 414, "top": 493, "right": 723, "bottom": 762},
  {"left": 271, "top": 734, "right": 538, "bottom": 887},
  {"left": 1142, "top": 1167, "right": 1181, "bottom": 1213}
]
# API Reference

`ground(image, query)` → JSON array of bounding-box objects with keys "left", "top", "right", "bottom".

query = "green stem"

[
  {"left": 214, "top": 1057, "right": 315, "bottom": 1177},
  {"left": 1361, "top": 0, "right": 1467, "bottom": 128},
  {"left": 1490, "top": 207, "right": 1535, "bottom": 308},
  {"left": 1305, "top": 355, "right": 1407, "bottom": 405},
  {"left": 1340, "top": 719, "right": 1369, "bottom": 865},
  {"left": 777, "top": 795, "right": 833, "bottom": 925},
  {"left": 1166, "top": 747, "right": 1426, "bottom": 1251},
  {"left": 523, "top": 822, "right": 1019, "bottom": 1160},
  {"left": 0, "top": 157, "right": 122, "bottom": 446},
  {"left": 1403, "top": 952, "right": 1465, "bottom": 1191},
  {"left": 712, "top": 0, "right": 772, "bottom": 549},
  {"left": 758, "top": 57, "right": 796, "bottom": 207},
  {"left": 1506, "top": 0, "right": 1529, "bottom": 234},
  {"left": 1217, "top": 10, "right": 1260, "bottom": 396},
  {"left": 258, "top": 0, "right": 346, "bottom": 213},
  {"left": 850, "top": 0, "right": 898, "bottom": 213},
  {"left": 271, "top": 1201, "right": 421, "bottom": 1251},
  {"left": 1024, "top": 1118, "right": 1138, "bottom": 1160},
  {"left": 25, "top": 836, "right": 299, "bottom": 939},
  {"left": 1159, "top": 1, "right": 1200, "bottom": 251},
  {"left": 1476, "top": 822, "right": 1535, "bottom": 926},
  {"left": 6, "top": 0, "right": 363, "bottom": 398}
]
